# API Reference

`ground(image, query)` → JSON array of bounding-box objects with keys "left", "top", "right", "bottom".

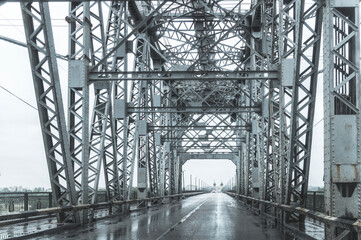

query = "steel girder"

[
  {"left": 275, "top": 0, "right": 297, "bottom": 208},
  {"left": 265, "top": 0, "right": 301, "bottom": 209},
  {"left": 86, "top": 2, "right": 114, "bottom": 217},
  {"left": 107, "top": 1, "right": 132, "bottom": 203},
  {"left": 107, "top": 1, "right": 137, "bottom": 202},
  {"left": 265, "top": 0, "right": 283, "bottom": 206},
  {"left": 67, "top": 2, "right": 91, "bottom": 224},
  {"left": 264, "top": 0, "right": 277, "bottom": 205},
  {"left": 286, "top": 0, "right": 323, "bottom": 221},
  {"left": 20, "top": 2, "right": 78, "bottom": 223},
  {"left": 261, "top": 0, "right": 323, "bottom": 224},
  {"left": 237, "top": 1, "right": 270, "bottom": 201}
]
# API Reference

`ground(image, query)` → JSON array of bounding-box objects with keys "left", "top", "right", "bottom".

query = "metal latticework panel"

[
  {"left": 21, "top": 2, "right": 78, "bottom": 223},
  {"left": 67, "top": 2, "right": 91, "bottom": 223},
  {"left": 286, "top": 0, "right": 323, "bottom": 220}
]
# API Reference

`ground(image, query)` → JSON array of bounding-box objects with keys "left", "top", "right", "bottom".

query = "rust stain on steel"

[
  {"left": 353, "top": 164, "right": 357, "bottom": 181},
  {"left": 336, "top": 164, "right": 340, "bottom": 182}
]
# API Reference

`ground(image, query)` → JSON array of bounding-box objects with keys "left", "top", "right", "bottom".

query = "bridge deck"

[{"left": 31, "top": 193, "right": 300, "bottom": 240}]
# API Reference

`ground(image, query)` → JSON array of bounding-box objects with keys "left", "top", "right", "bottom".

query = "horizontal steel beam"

[
  {"left": 2, "top": 0, "right": 192, "bottom": 2},
  {"left": 132, "top": 106, "right": 256, "bottom": 109},
  {"left": 177, "top": 147, "right": 239, "bottom": 150},
  {"left": 128, "top": 106, "right": 260, "bottom": 114},
  {"left": 162, "top": 137, "right": 244, "bottom": 140},
  {"left": 89, "top": 70, "right": 279, "bottom": 82},
  {"left": 149, "top": 125, "right": 248, "bottom": 130},
  {"left": 178, "top": 150, "right": 239, "bottom": 153},
  {"left": 129, "top": 110, "right": 259, "bottom": 114},
  {"left": 182, "top": 153, "right": 235, "bottom": 160},
  {"left": 179, "top": 151, "right": 238, "bottom": 154},
  {"left": 171, "top": 146, "right": 238, "bottom": 150},
  {"left": 181, "top": 153, "right": 236, "bottom": 164}
]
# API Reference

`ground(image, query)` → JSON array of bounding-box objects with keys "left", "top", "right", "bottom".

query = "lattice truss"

[{"left": 14, "top": 0, "right": 329, "bottom": 224}]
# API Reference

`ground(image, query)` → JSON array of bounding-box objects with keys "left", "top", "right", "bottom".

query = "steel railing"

[
  {"left": 0, "top": 192, "right": 204, "bottom": 223},
  {"left": 0, "top": 191, "right": 109, "bottom": 214},
  {"left": 227, "top": 192, "right": 361, "bottom": 238}
]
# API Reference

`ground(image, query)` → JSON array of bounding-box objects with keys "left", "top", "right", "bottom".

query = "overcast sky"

[{"left": 0, "top": 2, "right": 324, "bottom": 189}]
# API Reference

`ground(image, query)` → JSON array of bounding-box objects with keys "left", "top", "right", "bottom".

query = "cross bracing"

[{"left": 3, "top": 0, "right": 360, "bottom": 238}]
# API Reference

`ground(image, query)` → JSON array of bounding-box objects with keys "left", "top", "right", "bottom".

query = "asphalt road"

[{"left": 36, "top": 193, "right": 294, "bottom": 240}]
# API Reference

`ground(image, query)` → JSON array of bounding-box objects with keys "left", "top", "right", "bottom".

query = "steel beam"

[
  {"left": 20, "top": 2, "right": 78, "bottom": 223},
  {"left": 324, "top": 0, "right": 360, "bottom": 238},
  {"left": 67, "top": 1, "right": 91, "bottom": 224},
  {"left": 286, "top": 0, "right": 323, "bottom": 222}
]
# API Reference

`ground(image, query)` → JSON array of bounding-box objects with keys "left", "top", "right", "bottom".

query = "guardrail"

[
  {"left": 227, "top": 192, "right": 361, "bottom": 239},
  {"left": 0, "top": 192, "right": 53, "bottom": 213},
  {"left": 0, "top": 191, "right": 132, "bottom": 215},
  {"left": 0, "top": 190, "right": 206, "bottom": 215},
  {"left": 225, "top": 191, "right": 325, "bottom": 212},
  {"left": 305, "top": 191, "right": 324, "bottom": 213},
  {"left": 0, "top": 192, "right": 204, "bottom": 223}
]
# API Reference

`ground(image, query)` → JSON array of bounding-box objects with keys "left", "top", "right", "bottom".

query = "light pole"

[{"left": 195, "top": 177, "right": 197, "bottom": 190}]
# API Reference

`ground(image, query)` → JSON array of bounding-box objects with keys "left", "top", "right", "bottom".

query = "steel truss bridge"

[{"left": 1, "top": 0, "right": 360, "bottom": 239}]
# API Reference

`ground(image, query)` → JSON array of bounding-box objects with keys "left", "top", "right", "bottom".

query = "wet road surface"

[{"left": 36, "top": 193, "right": 294, "bottom": 240}]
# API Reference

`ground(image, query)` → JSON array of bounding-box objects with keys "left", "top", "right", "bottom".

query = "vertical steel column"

[
  {"left": 134, "top": 36, "right": 150, "bottom": 200},
  {"left": 267, "top": 0, "right": 282, "bottom": 207},
  {"left": 236, "top": 114, "right": 244, "bottom": 195},
  {"left": 148, "top": 81, "right": 159, "bottom": 197},
  {"left": 87, "top": 2, "right": 110, "bottom": 210},
  {"left": 163, "top": 142, "right": 171, "bottom": 195},
  {"left": 236, "top": 154, "right": 241, "bottom": 194},
  {"left": 248, "top": 6, "right": 267, "bottom": 200},
  {"left": 68, "top": 2, "right": 91, "bottom": 224},
  {"left": 178, "top": 160, "right": 183, "bottom": 194},
  {"left": 106, "top": 1, "right": 134, "bottom": 202},
  {"left": 169, "top": 117, "right": 177, "bottom": 195},
  {"left": 286, "top": 0, "right": 323, "bottom": 222},
  {"left": 259, "top": 84, "right": 269, "bottom": 203},
  {"left": 323, "top": 0, "right": 360, "bottom": 238},
  {"left": 157, "top": 82, "right": 169, "bottom": 197},
  {"left": 127, "top": 0, "right": 165, "bottom": 200},
  {"left": 276, "top": 0, "right": 299, "bottom": 207},
  {"left": 263, "top": 0, "right": 277, "bottom": 211},
  {"left": 153, "top": 76, "right": 164, "bottom": 198},
  {"left": 245, "top": 90, "right": 252, "bottom": 197},
  {"left": 96, "top": 2, "right": 132, "bottom": 205},
  {"left": 173, "top": 151, "right": 180, "bottom": 194},
  {"left": 131, "top": 30, "right": 160, "bottom": 199},
  {"left": 21, "top": 2, "right": 78, "bottom": 223}
]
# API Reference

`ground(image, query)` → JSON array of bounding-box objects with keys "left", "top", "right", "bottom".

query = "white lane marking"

[{"left": 155, "top": 198, "right": 209, "bottom": 240}]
